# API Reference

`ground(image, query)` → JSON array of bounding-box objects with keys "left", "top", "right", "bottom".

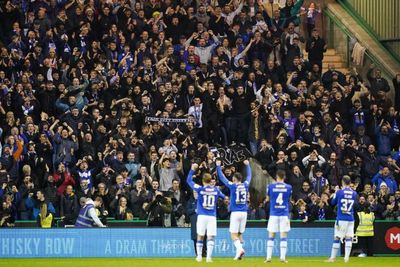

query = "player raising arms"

[
  {"left": 216, "top": 159, "right": 252, "bottom": 260},
  {"left": 187, "top": 163, "right": 225, "bottom": 263},
  {"left": 265, "top": 170, "right": 292, "bottom": 263},
  {"left": 326, "top": 175, "right": 358, "bottom": 263}
]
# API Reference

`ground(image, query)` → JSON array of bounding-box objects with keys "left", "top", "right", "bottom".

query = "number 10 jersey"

[{"left": 187, "top": 169, "right": 225, "bottom": 217}]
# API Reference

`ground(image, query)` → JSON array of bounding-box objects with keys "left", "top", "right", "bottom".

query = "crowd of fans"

[{"left": 0, "top": 0, "right": 399, "bottom": 228}]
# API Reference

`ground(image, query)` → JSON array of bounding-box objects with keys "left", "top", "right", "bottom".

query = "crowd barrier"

[{"left": 0, "top": 221, "right": 398, "bottom": 258}]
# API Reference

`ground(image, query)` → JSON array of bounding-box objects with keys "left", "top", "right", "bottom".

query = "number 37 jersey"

[
  {"left": 331, "top": 188, "right": 358, "bottom": 222},
  {"left": 267, "top": 182, "right": 292, "bottom": 217}
]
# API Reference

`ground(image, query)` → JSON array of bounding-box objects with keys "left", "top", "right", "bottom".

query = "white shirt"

[
  {"left": 85, "top": 199, "right": 104, "bottom": 227},
  {"left": 188, "top": 104, "right": 203, "bottom": 128}
]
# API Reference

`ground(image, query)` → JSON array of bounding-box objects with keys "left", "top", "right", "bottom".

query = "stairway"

[
  {"left": 326, "top": 0, "right": 400, "bottom": 79},
  {"left": 303, "top": 48, "right": 350, "bottom": 74}
]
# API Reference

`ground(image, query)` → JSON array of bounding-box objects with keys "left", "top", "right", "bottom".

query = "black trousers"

[
  {"left": 358, "top": 236, "right": 374, "bottom": 256},
  {"left": 229, "top": 114, "right": 250, "bottom": 144}
]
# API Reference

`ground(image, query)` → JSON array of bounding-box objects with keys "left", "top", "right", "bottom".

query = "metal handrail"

[
  {"left": 337, "top": 0, "right": 400, "bottom": 65},
  {"left": 324, "top": 7, "right": 394, "bottom": 80}
]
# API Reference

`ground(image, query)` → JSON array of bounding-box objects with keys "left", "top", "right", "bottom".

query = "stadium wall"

[
  {"left": 0, "top": 227, "right": 332, "bottom": 258},
  {"left": 1, "top": 222, "right": 398, "bottom": 258}
]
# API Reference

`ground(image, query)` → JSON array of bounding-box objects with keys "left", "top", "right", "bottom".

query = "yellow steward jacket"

[
  {"left": 356, "top": 212, "right": 374, "bottom": 237},
  {"left": 39, "top": 213, "right": 53, "bottom": 228}
]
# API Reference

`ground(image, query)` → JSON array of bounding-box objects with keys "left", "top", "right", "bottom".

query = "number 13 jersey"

[{"left": 216, "top": 165, "right": 251, "bottom": 213}]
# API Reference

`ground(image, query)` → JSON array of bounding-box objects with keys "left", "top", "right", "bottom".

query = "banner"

[
  {"left": 210, "top": 144, "right": 272, "bottom": 207},
  {"left": 0, "top": 227, "right": 333, "bottom": 258},
  {"left": 210, "top": 144, "right": 252, "bottom": 166},
  {"left": 145, "top": 117, "right": 188, "bottom": 123},
  {"left": 371, "top": 221, "right": 400, "bottom": 254}
]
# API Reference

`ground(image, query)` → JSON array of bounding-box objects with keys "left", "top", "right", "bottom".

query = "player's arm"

[
  {"left": 186, "top": 163, "right": 199, "bottom": 190},
  {"left": 354, "top": 191, "right": 359, "bottom": 204},
  {"left": 215, "top": 159, "right": 231, "bottom": 187},
  {"left": 217, "top": 188, "right": 225, "bottom": 199},
  {"left": 371, "top": 171, "right": 382, "bottom": 186},
  {"left": 243, "top": 160, "right": 252, "bottom": 184},
  {"left": 330, "top": 186, "right": 339, "bottom": 206},
  {"left": 288, "top": 184, "right": 293, "bottom": 197}
]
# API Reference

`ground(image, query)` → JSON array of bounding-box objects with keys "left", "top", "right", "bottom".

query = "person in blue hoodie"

[
  {"left": 125, "top": 152, "right": 141, "bottom": 181},
  {"left": 375, "top": 121, "right": 395, "bottom": 156},
  {"left": 372, "top": 167, "right": 398, "bottom": 194},
  {"left": 25, "top": 189, "right": 55, "bottom": 226},
  {"left": 393, "top": 148, "right": 400, "bottom": 166}
]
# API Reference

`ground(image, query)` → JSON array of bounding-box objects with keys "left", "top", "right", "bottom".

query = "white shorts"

[
  {"left": 267, "top": 215, "right": 291, "bottom": 233},
  {"left": 334, "top": 220, "right": 354, "bottom": 240},
  {"left": 229, "top": 212, "right": 247, "bottom": 233},
  {"left": 197, "top": 215, "right": 217, "bottom": 237}
]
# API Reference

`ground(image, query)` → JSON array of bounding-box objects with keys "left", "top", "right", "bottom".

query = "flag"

[
  {"left": 247, "top": 158, "right": 274, "bottom": 208},
  {"left": 211, "top": 143, "right": 274, "bottom": 207}
]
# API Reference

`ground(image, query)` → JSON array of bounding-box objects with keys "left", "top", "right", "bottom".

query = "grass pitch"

[{"left": 0, "top": 257, "right": 399, "bottom": 267}]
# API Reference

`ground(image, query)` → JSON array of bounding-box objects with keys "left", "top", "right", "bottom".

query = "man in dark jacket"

[
  {"left": 306, "top": 29, "right": 327, "bottom": 71},
  {"left": 355, "top": 145, "right": 385, "bottom": 185},
  {"left": 393, "top": 73, "right": 400, "bottom": 111},
  {"left": 60, "top": 185, "right": 79, "bottom": 225},
  {"left": 145, "top": 191, "right": 172, "bottom": 227},
  {"left": 367, "top": 64, "right": 390, "bottom": 97}
]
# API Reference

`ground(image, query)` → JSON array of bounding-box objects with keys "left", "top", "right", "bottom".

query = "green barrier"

[
  {"left": 337, "top": 0, "right": 400, "bottom": 64},
  {"left": 14, "top": 218, "right": 398, "bottom": 227},
  {"left": 324, "top": 7, "right": 393, "bottom": 82}
]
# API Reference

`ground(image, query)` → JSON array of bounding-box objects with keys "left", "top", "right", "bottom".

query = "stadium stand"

[{"left": 0, "top": 0, "right": 399, "bottom": 229}]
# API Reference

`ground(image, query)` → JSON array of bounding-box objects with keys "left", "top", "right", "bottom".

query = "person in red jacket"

[{"left": 53, "top": 162, "right": 76, "bottom": 196}]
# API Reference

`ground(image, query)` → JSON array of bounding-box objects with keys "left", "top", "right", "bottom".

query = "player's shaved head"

[
  {"left": 276, "top": 170, "right": 286, "bottom": 181},
  {"left": 202, "top": 173, "right": 212, "bottom": 184},
  {"left": 233, "top": 172, "right": 243, "bottom": 183},
  {"left": 342, "top": 175, "right": 351, "bottom": 186}
]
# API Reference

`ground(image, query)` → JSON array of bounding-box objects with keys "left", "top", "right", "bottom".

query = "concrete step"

[
  {"left": 323, "top": 55, "right": 342, "bottom": 62},
  {"left": 304, "top": 46, "right": 348, "bottom": 74},
  {"left": 303, "top": 49, "right": 337, "bottom": 57},
  {"left": 324, "top": 49, "right": 337, "bottom": 56},
  {"left": 306, "top": 55, "right": 342, "bottom": 62},
  {"left": 323, "top": 62, "right": 346, "bottom": 68},
  {"left": 322, "top": 67, "right": 350, "bottom": 74},
  {"left": 326, "top": 1, "right": 400, "bottom": 79}
]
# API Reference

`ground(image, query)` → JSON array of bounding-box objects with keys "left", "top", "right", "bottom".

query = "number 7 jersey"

[
  {"left": 267, "top": 182, "right": 292, "bottom": 216},
  {"left": 331, "top": 188, "right": 358, "bottom": 221}
]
